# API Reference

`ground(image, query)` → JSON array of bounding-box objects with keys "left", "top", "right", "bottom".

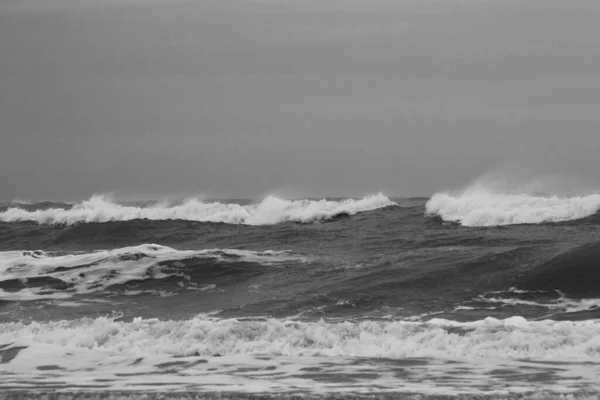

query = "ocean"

[{"left": 1, "top": 189, "right": 599, "bottom": 399}]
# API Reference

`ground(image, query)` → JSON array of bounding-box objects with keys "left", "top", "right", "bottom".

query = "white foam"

[
  {"left": 0, "top": 244, "right": 302, "bottom": 301},
  {"left": 1, "top": 315, "right": 599, "bottom": 394},
  {"left": 426, "top": 185, "right": 600, "bottom": 226},
  {"left": 0, "top": 194, "right": 395, "bottom": 226},
  {"left": 476, "top": 294, "right": 600, "bottom": 313},
  {"left": 1, "top": 315, "right": 599, "bottom": 360}
]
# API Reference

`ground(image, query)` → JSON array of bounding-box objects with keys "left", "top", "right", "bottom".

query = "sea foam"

[
  {"left": 2, "top": 315, "right": 600, "bottom": 360},
  {"left": 1, "top": 316, "right": 600, "bottom": 394},
  {"left": 0, "top": 194, "right": 395, "bottom": 226},
  {"left": 425, "top": 186, "right": 600, "bottom": 226},
  {"left": 0, "top": 244, "right": 301, "bottom": 301}
]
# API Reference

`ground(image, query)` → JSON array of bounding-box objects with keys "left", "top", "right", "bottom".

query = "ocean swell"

[{"left": 0, "top": 194, "right": 395, "bottom": 226}]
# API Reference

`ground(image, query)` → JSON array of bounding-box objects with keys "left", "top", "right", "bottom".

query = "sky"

[{"left": 1, "top": 0, "right": 599, "bottom": 200}]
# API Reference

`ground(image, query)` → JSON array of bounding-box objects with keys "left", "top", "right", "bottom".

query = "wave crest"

[
  {"left": 0, "top": 194, "right": 395, "bottom": 226},
  {"left": 425, "top": 186, "right": 600, "bottom": 227}
]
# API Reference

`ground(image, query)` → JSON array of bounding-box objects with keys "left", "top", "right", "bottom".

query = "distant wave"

[
  {"left": 426, "top": 186, "right": 600, "bottom": 227},
  {"left": 0, "top": 194, "right": 395, "bottom": 226},
  {"left": 0, "top": 244, "right": 302, "bottom": 301}
]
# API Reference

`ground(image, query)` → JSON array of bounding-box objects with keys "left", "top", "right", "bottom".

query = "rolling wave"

[
  {"left": 426, "top": 186, "right": 600, "bottom": 227},
  {"left": 0, "top": 244, "right": 302, "bottom": 301},
  {"left": 0, "top": 194, "right": 395, "bottom": 226}
]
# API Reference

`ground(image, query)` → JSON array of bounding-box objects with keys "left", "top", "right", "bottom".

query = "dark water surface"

[
  {"left": 1, "top": 197, "right": 599, "bottom": 322},
  {"left": 0, "top": 196, "right": 599, "bottom": 396}
]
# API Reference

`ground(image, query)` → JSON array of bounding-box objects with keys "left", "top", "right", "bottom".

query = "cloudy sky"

[{"left": 1, "top": 0, "right": 599, "bottom": 200}]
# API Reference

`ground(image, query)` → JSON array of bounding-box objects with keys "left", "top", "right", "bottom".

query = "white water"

[
  {"left": 457, "top": 288, "right": 600, "bottom": 315},
  {"left": 426, "top": 185, "right": 600, "bottom": 226},
  {"left": 2, "top": 315, "right": 599, "bottom": 360},
  {"left": 476, "top": 295, "right": 600, "bottom": 313},
  {"left": 1, "top": 315, "right": 599, "bottom": 394},
  {"left": 0, "top": 244, "right": 302, "bottom": 301},
  {"left": 0, "top": 194, "right": 395, "bottom": 226}
]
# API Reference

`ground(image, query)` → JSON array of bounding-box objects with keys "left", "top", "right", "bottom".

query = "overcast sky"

[{"left": 1, "top": 0, "right": 599, "bottom": 200}]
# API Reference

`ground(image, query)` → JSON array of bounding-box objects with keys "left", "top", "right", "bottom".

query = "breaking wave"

[
  {"left": 2, "top": 315, "right": 599, "bottom": 360},
  {"left": 3, "top": 316, "right": 599, "bottom": 395},
  {"left": 425, "top": 186, "right": 600, "bottom": 227},
  {"left": 0, "top": 194, "right": 395, "bottom": 226},
  {"left": 0, "top": 244, "right": 302, "bottom": 301}
]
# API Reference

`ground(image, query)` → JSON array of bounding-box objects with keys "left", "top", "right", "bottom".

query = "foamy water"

[
  {"left": 0, "top": 244, "right": 302, "bottom": 301},
  {"left": 1, "top": 315, "right": 599, "bottom": 394},
  {"left": 4, "top": 315, "right": 599, "bottom": 359},
  {"left": 2, "top": 192, "right": 600, "bottom": 396},
  {"left": 426, "top": 186, "right": 600, "bottom": 226},
  {"left": 0, "top": 194, "right": 395, "bottom": 226}
]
